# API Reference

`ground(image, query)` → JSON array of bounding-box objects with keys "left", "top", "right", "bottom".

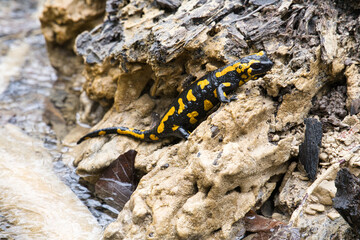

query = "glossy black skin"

[{"left": 77, "top": 52, "right": 273, "bottom": 144}]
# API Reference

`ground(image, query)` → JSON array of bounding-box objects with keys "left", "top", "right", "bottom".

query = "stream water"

[{"left": 0, "top": 0, "right": 115, "bottom": 237}]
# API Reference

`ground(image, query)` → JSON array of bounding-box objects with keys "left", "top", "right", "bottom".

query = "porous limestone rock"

[
  {"left": 101, "top": 83, "right": 292, "bottom": 239},
  {"left": 40, "top": 0, "right": 106, "bottom": 46}
]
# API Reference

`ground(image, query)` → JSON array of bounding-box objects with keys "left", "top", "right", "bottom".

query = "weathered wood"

[{"left": 298, "top": 118, "right": 322, "bottom": 180}]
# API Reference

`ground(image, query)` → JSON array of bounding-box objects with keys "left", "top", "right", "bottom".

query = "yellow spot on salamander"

[
  {"left": 213, "top": 89, "right": 217, "bottom": 98},
  {"left": 85, "top": 137, "right": 90, "bottom": 140},
  {"left": 197, "top": 79, "right": 209, "bottom": 89},
  {"left": 178, "top": 98, "right": 185, "bottom": 114},
  {"left": 239, "top": 80, "right": 244, "bottom": 86},
  {"left": 98, "top": 131, "right": 106, "bottom": 135},
  {"left": 116, "top": 128, "right": 145, "bottom": 139},
  {"left": 204, "top": 100, "right": 213, "bottom": 111},
  {"left": 187, "top": 111, "right": 199, "bottom": 124},
  {"left": 236, "top": 63, "right": 248, "bottom": 74},
  {"left": 157, "top": 106, "right": 175, "bottom": 133},
  {"left": 187, "top": 89, "right": 196, "bottom": 102},
  {"left": 256, "top": 51, "right": 264, "bottom": 56},
  {"left": 223, "top": 82, "right": 231, "bottom": 87},
  {"left": 241, "top": 74, "right": 247, "bottom": 79},
  {"left": 247, "top": 67, "right": 252, "bottom": 76},
  {"left": 150, "top": 134, "right": 159, "bottom": 140},
  {"left": 215, "top": 62, "right": 241, "bottom": 78},
  {"left": 172, "top": 125, "right": 179, "bottom": 131}
]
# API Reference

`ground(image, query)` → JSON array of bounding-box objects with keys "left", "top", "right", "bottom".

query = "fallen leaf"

[{"left": 95, "top": 150, "right": 138, "bottom": 211}]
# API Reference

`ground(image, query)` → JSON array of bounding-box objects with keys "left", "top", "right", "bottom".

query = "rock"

[
  {"left": 308, "top": 203, "right": 325, "bottom": 213},
  {"left": 100, "top": 85, "right": 292, "bottom": 239},
  {"left": 295, "top": 211, "right": 357, "bottom": 240},
  {"left": 345, "top": 64, "right": 360, "bottom": 113},
  {"left": 333, "top": 168, "right": 360, "bottom": 236},
  {"left": 310, "top": 86, "right": 348, "bottom": 132},
  {"left": 40, "top": 0, "right": 105, "bottom": 46},
  {"left": 278, "top": 171, "right": 309, "bottom": 213},
  {"left": 319, "top": 152, "right": 328, "bottom": 162},
  {"left": 313, "top": 180, "right": 336, "bottom": 206},
  {"left": 0, "top": 124, "right": 102, "bottom": 239},
  {"left": 327, "top": 211, "right": 341, "bottom": 221},
  {"left": 155, "top": 0, "right": 181, "bottom": 11}
]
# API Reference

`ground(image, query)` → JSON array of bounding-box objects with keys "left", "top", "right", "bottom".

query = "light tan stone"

[
  {"left": 313, "top": 180, "right": 336, "bottom": 206},
  {"left": 309, "top": 203, "right": 325, "bottom": 212},
  {"left": 327, "top": 211, "right": 341, "bottom": 221}
]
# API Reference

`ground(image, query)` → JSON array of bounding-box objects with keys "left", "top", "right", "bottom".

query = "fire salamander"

[{"left": 77, "top": 51, "right": 273, "bottom": 144}]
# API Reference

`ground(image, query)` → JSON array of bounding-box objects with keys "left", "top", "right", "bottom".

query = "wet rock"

[
  {"left": 333, "top": 168, "right": 360, "bottom": 236},
  {"left": 43, "top": 97, "right": 67, "bottom": 140},
  {"left": 298, "top": 118, "right": 322, "bottom": 180}
]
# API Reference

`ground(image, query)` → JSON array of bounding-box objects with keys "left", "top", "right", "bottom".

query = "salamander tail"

[{"left": 77, "top": 127, "right": 155, "bottom": 144}]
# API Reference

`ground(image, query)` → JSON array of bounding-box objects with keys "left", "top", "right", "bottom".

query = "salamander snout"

[{"left": 247, "top": 51, "right": 273, "bottom": 77}]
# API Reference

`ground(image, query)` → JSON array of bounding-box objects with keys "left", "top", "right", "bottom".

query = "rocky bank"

[{"left": 40, "top": 0, "right": 360, "bottom": 239}]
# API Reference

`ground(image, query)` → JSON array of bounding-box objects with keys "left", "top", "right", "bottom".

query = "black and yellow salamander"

[{"left": 77, "top": 51, "right": 273, "bottom": 144}]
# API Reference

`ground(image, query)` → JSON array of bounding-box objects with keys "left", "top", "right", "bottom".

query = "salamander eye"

[{"left": 251, "top": 62, "right": 262, "bottom": 69}]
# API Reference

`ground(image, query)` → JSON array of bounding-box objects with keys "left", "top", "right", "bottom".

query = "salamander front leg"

[
  {"left": 176, "top": 126, "right": 190, "bottom": 140},
  {"left": 216, "top": 82, "right": 237, "bottom": 103}
]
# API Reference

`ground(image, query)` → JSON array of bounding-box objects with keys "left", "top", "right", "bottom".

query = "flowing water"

[{"left": 0, "top": 0, "right": 115, "bottom": 238}]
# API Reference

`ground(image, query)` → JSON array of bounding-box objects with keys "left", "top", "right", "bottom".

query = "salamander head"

[{"left": 236, "top": 51, "right": 273, "bottom": 80}]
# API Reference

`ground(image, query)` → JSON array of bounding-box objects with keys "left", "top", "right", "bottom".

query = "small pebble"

[
  {"left": 309, "top": 203, "right": 325, "bottom": 212},
  {"left": 160, "top": 163, "right": 169, "bottom": 170},
  {"left": 305, "top": 207, "right": 316, "bottom": 215},
  {"left": 319, "top": 152, "right": 328, "bottom": 161},
  {"left": 327, "top": 211, "right": 341, "bottom": 221},
  {"left": 309, "top": 195, "right": 319, "bottom": 202},
  {"left": 272, "top": 134, "right": 280, "bottom": 141}
]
